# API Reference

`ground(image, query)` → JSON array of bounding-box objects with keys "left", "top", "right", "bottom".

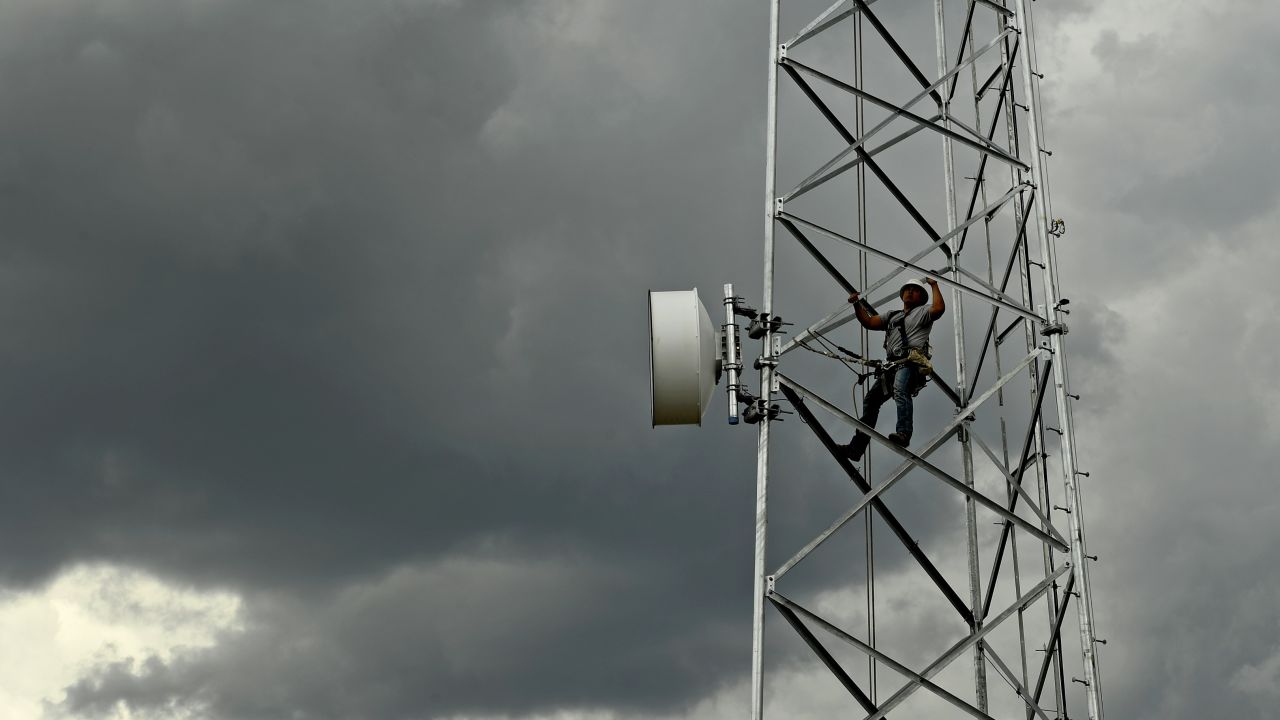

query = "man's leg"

[
  {"left": 847, "top": 376, "right": 891, "bottom": 460},
  {"left": 889, "top": 365, "right": 918, "bottom": 445}
]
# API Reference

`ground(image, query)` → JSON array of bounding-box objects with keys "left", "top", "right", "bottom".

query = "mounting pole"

[{"left": 725, "top": 284, "right": 742, "bottom": 425}]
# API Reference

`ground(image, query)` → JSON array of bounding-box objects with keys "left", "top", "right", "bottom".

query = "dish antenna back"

[
  {"left": 647, "top": 289, "right": 719, "bottom": 425},
  {"left": 649, "top": 285, "right": 782, "bottom": 426}
]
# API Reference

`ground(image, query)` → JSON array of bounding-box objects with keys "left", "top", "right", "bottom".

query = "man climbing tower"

[{"left": 842, "top": 277, "right": 945, "bottom": 460}]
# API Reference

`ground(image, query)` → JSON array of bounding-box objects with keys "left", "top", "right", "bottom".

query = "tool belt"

[
  {"left": 904, "top": 347, "right": 933, "bottom": 375},
  {"left": 877, "top": 346, "right": 932, "bottom": 396}
]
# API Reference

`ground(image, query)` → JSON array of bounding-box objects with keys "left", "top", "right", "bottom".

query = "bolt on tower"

[{"left": 749, "top": 1, "right": 1105, "bottom": 718}]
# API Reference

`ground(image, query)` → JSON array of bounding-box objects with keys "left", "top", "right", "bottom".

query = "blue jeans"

[{"left": 849, "top": 364, "right": 920, "bottom": 454}]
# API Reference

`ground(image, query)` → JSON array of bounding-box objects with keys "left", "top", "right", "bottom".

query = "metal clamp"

[
  {"left": 771, "top": 335, "right": 781, "bottom": 392},
  {"left": 743, "top": 398, "right": 782, "bottom": 425},
  {"left": 748, "top": 312, "right": 785, "bottom": 340}
]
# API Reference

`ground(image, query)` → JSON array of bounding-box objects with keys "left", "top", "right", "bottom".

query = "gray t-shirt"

[{"left": 882, "top": 304, "right": 934, "bottom": 357}]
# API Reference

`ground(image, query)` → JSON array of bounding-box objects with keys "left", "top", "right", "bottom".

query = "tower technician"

[{"left": 842, "top": 277, "right": 945, "bottom": 460}]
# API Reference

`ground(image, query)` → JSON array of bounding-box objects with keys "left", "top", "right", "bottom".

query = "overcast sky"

[{"left": 0, "top": 0, "right": 1277, "bottom": 719}]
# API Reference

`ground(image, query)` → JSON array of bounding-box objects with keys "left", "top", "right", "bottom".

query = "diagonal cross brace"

[
  {"left": 778, "top": 218, "right": 856, "bottom": 295},
  {"left": 945, "top": 0, "right": 979, "bottom": 103},
  {"left": 780, "top": 65, "right": 947, "bottom": 256},
  {"left": 784, "top": 58, "right": 1027, "bottom": 174},
  {"left": 851, "top": 0, "right": 943, "bottom": 108},
  {"left": 966, "top": 187, "right": 1036, "bottom": 404},
  {"left": 955, "top": 264, "right": 1030, "bottom": 309},
  {"left": 1029, "top": 571, "right": 1077, "bottom": 719},
  {"left": 982, "top": 358, "right": 1055, "bottom": 618},
  {"left": 862, "top": 563, "right": 1072, "bottom": 720},
  {"left": 770, "top": 597, "right": 886, "bottom": 716},
  {"left": 776, "top": 183, "right": 1026, "bottom": 345},
  {"left": 971, "top": 430, "right": 1055, "bottom": 532},
  {"left": 790, "top": 116, "right": 943, "bottom": 208},
  {"left": 784, "top": 0, "right": 888, "bottom": 50},
  {"left": 954, "top": 34, "right": 1023, "bottom": 256},
  {"left": 975, "top": 0, "right": 1015, "bottom": 16},
  {"left": 786, "top": 116, "right": 943, "bottom": 210},
  {"left": 780, "top": 211, "right": 1044, "bottom": 323},
  {"left": 783, "top": 25, "right": 1022, "bottom": 203},
  {"left": 982, "top": 642, "right": 1055, "bottom": 720},
  {"left": 771, "top": 591, "right": 997, "bottom": 720},
  {"left": 778, "top": 383, "right": 976, "bottom": 628},
  {"left": 858, "top": 183, "right": 1029, "bottom": 300},
  {"left": 781, "top": 303, "right": 860, "bottom": 356},
  {"left": 928, "top": 371, "right": 964, "bottom": 408},
  {"left": 779, "top": 373, "right": 1069, "bottom": 553},
  {"left": 772, "top": 348, "right": 1052, "bottom": 581},
  {"left": 779, "top": 181, "right": 1020, "bottom": 357}
]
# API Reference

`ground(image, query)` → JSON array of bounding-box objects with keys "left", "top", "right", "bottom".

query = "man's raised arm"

[
  {"left": 848, "top": 291, "right": 885, "bottom": 330},
  {"left": 928, "top": 278, "right": 945, "bottom": 320}
]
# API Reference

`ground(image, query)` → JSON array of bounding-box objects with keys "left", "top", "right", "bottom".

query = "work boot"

[
  {"left": 840, "top": 441, "right": 865, "bottom": 462},
  {"left": 887, "top": 432, "right": 909, "bottom": 447}
]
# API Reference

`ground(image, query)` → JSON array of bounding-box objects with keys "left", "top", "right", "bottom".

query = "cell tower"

[
  {"left": 745, "top": 0, "right": 1105, "bottom": 718},
  {"left": 650, "top": 0, "right": 1106, "bottom": 717}
]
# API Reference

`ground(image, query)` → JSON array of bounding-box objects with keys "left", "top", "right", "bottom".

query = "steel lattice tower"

[{"left": 748, "top": 1, "right": 1105, "bottom": 718}]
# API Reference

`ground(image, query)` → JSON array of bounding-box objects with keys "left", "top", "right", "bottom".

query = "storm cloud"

[{"left": 0, "top": 0, "right": 1276, "bottom": 719}]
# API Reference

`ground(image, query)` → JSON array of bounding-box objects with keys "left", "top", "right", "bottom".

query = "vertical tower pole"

[
  {"left": 750, "top": 2, "right": 782, "bottom": 719},
  {"left": 852, "top": 12, "right": 878, "bottom": 702},
  {"left": 1001, "top": 11, "right": 1069, "bottom": 713},
  {"left": 1012, "top": 0, "right": 1105, "bottom": 716},
  {"left": 932, "top": 1, "right": 988, "bottom": 710}
]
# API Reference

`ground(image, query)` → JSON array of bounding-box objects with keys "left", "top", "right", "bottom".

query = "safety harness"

[
  {"left": 883, "top": 310, "right": 934, "bottom": 377},
  {"left": 797, "top": 309, "right": 933, "bottom": 396}
]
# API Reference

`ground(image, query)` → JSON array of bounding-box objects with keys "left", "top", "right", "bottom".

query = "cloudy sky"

[{"left": 0, "top": 0, "right": 1277, "bottom": 718}]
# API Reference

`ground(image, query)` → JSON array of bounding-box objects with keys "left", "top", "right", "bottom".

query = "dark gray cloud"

[
  {"left": 0, "top": 0, "right": 1274, "bottom": 719},
  {"left": 0, "top": 0, "right": 529, "bottom": 588},
  {"left": 1, "top": 0, "right": 781, "bottom": 717}
]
